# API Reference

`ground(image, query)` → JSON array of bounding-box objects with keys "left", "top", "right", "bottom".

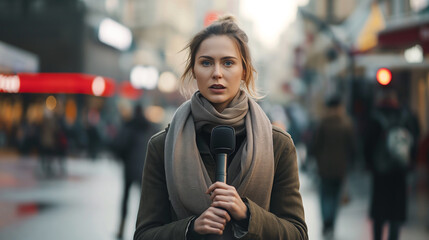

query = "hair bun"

[{"left": 216, "top": 14, "right": 237, "bottom": 23}]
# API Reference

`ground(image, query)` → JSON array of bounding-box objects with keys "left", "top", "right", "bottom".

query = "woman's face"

[{"left": 193, "top": 35, "right": 244, "bottom": 112}]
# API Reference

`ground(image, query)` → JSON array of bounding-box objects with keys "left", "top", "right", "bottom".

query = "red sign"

[{"left": 0, "top": 73, "right": 115, "bottom": 97}]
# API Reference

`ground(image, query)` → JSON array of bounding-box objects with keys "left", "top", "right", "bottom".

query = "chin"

[{"left": 208, "top": 98, "right": 226, "bottom": 105}]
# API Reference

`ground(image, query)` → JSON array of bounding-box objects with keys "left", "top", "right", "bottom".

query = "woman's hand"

[
  {"left": 193, "top": 206, "right": 231, "bottom": 235},
  {"left": 206, "top": 182, "right": 248, "bottom": 221}
]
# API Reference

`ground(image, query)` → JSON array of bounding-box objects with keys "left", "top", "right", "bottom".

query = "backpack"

[{"left": 373, "top": 110, "right": 413, "bottom": 173}]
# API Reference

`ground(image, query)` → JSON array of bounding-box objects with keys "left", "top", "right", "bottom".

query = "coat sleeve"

[
  {"left": 242, "top": 128, "right": 308, "bottom": 240},
  {"left": 134, "top": 131, "right": 193, "bottom": 240}
]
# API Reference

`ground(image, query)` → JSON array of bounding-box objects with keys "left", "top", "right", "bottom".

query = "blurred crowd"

[{"left": 0, "top": 86, "right": 429, "bottom": 240}]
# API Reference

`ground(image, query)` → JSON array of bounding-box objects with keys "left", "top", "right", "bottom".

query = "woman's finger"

[
  {"left": 206, "top": 181, "right": 231, "bottom": 194},
  {"left": 193, "top": 207, "right": 231, "bottom": 235},
  {"left": 211, "top": 206, "right": 232, "bottom": 222}
]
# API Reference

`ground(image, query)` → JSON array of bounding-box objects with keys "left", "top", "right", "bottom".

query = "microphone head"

[{"left": 210, "top": 125, "right": 236, "bottom": 155}]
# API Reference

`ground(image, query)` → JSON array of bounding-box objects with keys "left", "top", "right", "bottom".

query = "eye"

[
  {"left": 224, "top": 60, "right": 234, "bottom": 67},
  {"left": 201, "top": 60, "right": 212, "bottom": 66}
]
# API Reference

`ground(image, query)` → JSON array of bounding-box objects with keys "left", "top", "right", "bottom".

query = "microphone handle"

[
  {"left": 211, "top": 153, "right": 228, "bottom": 239},
  {"left": 215, "top": 153, "right": 227, "bottom": 183}
]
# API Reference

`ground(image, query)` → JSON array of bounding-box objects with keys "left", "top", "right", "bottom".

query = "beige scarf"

[{"left": 165, "top": 91, "right": 274, "bottom": 219}]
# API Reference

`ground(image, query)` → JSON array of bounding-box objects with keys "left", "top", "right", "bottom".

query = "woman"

[{"left": 134, "top": 15, "right": 308, "bottom": 240}]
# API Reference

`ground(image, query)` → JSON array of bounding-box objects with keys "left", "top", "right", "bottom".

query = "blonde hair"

[{"left": 179, "top": 15, "right": 261, "bottom": 99}]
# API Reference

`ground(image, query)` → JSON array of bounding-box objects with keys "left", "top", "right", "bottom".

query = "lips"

[{"left": 210, "top": 84, "right": 225, "bottom": 89}]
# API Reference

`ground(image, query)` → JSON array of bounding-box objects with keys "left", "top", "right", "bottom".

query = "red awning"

[
  {"left": 377, "top": 19, "right": 429, "bottom": 53},
  {"left": 0, "top": 73, "right": 116, "bottom": 97}
]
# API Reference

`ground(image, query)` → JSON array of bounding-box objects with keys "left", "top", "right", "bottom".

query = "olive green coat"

[{"left": 134, "top": 125, "right": 308, "bottom": 240}]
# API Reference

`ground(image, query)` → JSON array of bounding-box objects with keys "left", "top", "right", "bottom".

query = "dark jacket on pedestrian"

[
  {"left": 134, "top": 125, "right": 308, "bottom": 240},
  {"left": 311, "top": 114, "right": 355, "bottom": 179},
  {"left": 114, "top": 114, "right": 153, "bottom": 182},
  {"left": 364, "top": 103, "right": 419, "bottom": 222}
]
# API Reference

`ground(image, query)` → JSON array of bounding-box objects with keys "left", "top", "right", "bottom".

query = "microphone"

[{"left": 210, "top": 126, "right": 236, "bottom": 183}]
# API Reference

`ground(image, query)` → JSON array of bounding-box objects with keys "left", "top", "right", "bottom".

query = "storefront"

[
  {"left": 376, "top": 17, "right": 429, "bottom": 134},
  {"left": 0, "top": 41, "right": 117, "bottom": 155},
  {"left": 0, "top": 72, "right": 117, "bottom": 155}
]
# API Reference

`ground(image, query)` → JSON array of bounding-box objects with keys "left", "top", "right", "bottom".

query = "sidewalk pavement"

[{"left": 0, "top": 156, "right": 428, "bottom": 240}]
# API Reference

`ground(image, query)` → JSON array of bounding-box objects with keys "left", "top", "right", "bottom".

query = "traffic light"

[{"left": 376, "top": 68, "right": 392, "bottom": 86}]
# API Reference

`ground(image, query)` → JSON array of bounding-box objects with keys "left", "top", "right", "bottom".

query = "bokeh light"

[
  {"left": 158, "top": 71, "right": 178, "bottom": 93},
  {"left": 130, "top": 65, "right": 159, "bottom": 90},
  {"left": 92, "top": 76, "right": 106, "bottom": 96},
  {"left": 45, "top": 95, "right": 57, "bottom": 111},
  {"left": 144, "top": 105, "right": 165, "bottom": 123},
  {"left": 376, "top": 68, "right": 392, "bottom": 86}
]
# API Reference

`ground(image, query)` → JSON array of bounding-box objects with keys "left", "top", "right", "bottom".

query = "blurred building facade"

[
  {"left": 0, "top": 0, "right": 259, "bottom": 157},
  {"left": 295, "top": 0, "right": 429, "bottom": 145}
]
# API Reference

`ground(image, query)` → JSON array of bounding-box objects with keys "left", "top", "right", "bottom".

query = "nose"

[{"left": 212, "top": 63, "right": 222, "bottom": 79}]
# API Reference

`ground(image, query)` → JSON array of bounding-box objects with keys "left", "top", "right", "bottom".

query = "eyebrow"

[{"left": 198, "top": 56, "right": 238, "bottom": 60}]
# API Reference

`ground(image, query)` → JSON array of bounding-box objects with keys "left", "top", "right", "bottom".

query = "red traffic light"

[{"left": 376, "top": 68, "right": 392, "bottom": 85}]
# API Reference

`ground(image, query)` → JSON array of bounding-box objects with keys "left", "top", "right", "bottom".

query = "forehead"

[{"left": 196, "top": 35, "right": 241, "bottom": 58}]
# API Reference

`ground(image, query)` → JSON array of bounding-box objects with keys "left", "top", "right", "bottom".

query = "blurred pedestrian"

[
  {"left": 16, "top": 118, "right": 40, "bottom": 155},
  {"left": 86, "top": 108, "right": 101, "bottom": 160},
  {"left": 310, "top": 94, "right": 356, "bottom": 237},
  {"left": 113, "top": 104, "right": 154, "bottom": 239},
  {"left": 134, "top": 15, "right": 308, "bottom": 240},
  {"left": 39, "top": 110, "right": 57, "bottom": 177},
  {"left": 364, "top": 88, "right": 419, "bottom": 240},
  {"left": 39, "top": 110, "right": 68, "bottom": 178},
  {"left": 55, "top": 115, "right": 68, "bottom": 176}
]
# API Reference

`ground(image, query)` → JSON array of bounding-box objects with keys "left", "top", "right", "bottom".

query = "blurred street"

[
  {"left": 0, "top": 154, "right": 133, "bottom": 240},
  {"left": 1, "top": 0, "right": 429, "bottom": 239},
  {"left": 0, "top": 154, "right": 428, "bottom": 240}
]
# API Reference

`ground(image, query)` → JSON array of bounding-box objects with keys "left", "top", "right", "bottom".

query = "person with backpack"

[{"left": 364, "top": 88, "right": 419, "bottom": 240}]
